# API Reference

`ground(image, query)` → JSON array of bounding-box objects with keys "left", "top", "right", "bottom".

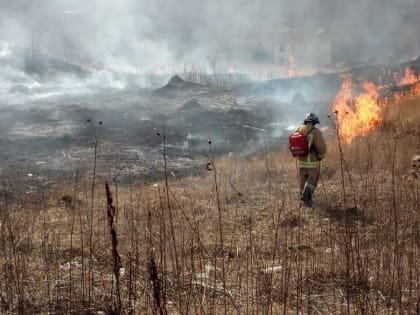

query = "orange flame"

[
  {"left": 393, "top": 68, "right": 420, "bottom": 100},
  {"left": 399, "top": 68, "right": 420, "bottom": 86},
  {"left": 287, "top": 56, "right": 299, "bottom": 78},
  {"left": 333, "top": 75, "right": 382, "bottom": 143},
  {"left": 413, "top": 82, "right": 420, "bottom": 95},
  {"left": 287, "top": 56, "right": 313, "bottom": 78}
]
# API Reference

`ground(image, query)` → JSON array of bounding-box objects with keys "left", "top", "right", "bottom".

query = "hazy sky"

[{"left": 1, "top": 0, "right": 419, "bottom": 72}]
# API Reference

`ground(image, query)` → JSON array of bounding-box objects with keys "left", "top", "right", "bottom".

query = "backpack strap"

[
  {"left": 306, "top": 127, "right": 315, "bottom": 162},
  {"left": 295, "top": 126, "right": 314, "bottom": 135},
  {"left": 306, "top": 126, "right": 315, "bottom": 136}
]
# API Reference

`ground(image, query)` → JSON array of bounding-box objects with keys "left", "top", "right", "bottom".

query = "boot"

[{"left": 300, "top": 184, "right": 313, "bottom": 208}]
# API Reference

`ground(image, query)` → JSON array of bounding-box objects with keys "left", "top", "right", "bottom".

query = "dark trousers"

[{"left": 299, "top": 167, "right": 320, "bottom": 193}]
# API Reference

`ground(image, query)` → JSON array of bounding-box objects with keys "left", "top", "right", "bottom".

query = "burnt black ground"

[{"left": 1, "top": 57, "right": 419, "bottom": 195}]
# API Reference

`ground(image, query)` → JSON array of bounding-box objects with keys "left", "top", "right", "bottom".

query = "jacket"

[{"left": 297, "top": 124, "right": 327, "bottom": 168}]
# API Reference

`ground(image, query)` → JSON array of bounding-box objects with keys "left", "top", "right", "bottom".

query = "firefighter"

[{"left": 297, "top": 112, "right": 326, "bottom": 208}]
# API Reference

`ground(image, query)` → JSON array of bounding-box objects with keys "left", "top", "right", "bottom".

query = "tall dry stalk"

[
  {"left": 87, "top": 118, "right": 100, "bottom": 307},
  {"left": 159, "top": 127, "right": 182, "bottom": 311},
  {"left": 329, "top": 112, "right": 347, "bottom": 207},
  {"left": 105, "top": 182, "right": 122, "bottom": 313},
  {"left": 329, "top": 112, "right": 352, "bottom": 314},
  {"left": 148, "top": 210, "right": 166, "bottom": 315},
  {"left": 69, "top": 169, "right": 79, "bottom": 311},
  {"left": 390, "top": 131, "right": 403, "bottom": 311},
  {"left": 208, "top": 140, "right": 227, "bottom": 313}
]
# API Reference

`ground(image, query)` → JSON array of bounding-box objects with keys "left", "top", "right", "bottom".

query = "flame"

[
  {"left": 413, "top": 82, "right": 420, "bottom": 95},
  {"left": 332, "top": 67, "right": 420, "bottom": 143},
  {"left": 333, "top": 75, "right": 382, "bottom": 143},
  {"left": 287, "top": 56, "right": 313, "bottom": 78},
  {"left": 399, "top": 68, "right": 420, "bottom": 86},
  {"left": 392, "top": 68, "right": 420, "bottom": 101},
  {"left": 287, "top": 56, "right": 299, "bottom": 78}
]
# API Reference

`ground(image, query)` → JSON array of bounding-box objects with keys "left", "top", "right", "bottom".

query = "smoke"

[{"left": 1, "top": 0, "right": 419, "bottom": 75}]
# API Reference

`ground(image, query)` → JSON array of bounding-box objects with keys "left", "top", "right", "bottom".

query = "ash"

[{"left": 1, "top": 56, "right": 419, "bottom": 187}]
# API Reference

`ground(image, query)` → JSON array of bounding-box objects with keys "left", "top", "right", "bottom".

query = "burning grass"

[
  {"left": 0, "top": 95, "right": 419, "bottom": 314},
  {"left": 333, "top": 67, "right": 420, "bottom": 144}
]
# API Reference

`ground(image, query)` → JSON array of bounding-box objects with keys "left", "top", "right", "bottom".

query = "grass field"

[{"left": 0, "top": 96, "right": 419, "bottom": 314}]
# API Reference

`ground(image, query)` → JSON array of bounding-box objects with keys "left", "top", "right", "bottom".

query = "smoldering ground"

[
  {"left": 0, "top": 66, "right": 336, "bottom": 188},
  {"left": 0, "top": 0, "right": 419, "bottom": 187},
  {"left": 1, "top": 56, "right": 419, "bottom": 188}
]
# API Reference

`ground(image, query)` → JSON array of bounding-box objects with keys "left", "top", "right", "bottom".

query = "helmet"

[{"left": 304, "top": 112, "right": 320, "bottom": 125}]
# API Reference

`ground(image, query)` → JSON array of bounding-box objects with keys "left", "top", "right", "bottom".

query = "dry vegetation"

[{"left": 0, "top": 97, "right": 420, "bottom": 314}]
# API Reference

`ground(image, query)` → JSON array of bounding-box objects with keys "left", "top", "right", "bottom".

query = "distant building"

[{"left": 257, "top": 0, "right": 420, "bottom": 67}]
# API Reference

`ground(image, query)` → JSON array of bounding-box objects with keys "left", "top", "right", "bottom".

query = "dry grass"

[{"left": 0, "top": 97, "right": 419, "bottom": 314}]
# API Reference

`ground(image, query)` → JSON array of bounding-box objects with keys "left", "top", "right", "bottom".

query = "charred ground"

[
  {"left": 1, "top": 57, "right": 419, "bottom": 190},
  {"left": 0, "top": 56, "right": 420, "bottom": 314}
]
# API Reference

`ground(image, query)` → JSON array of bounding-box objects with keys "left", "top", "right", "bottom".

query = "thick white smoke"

[{"left": 0, "top": 0, "right": 419, "bottom": 86}]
